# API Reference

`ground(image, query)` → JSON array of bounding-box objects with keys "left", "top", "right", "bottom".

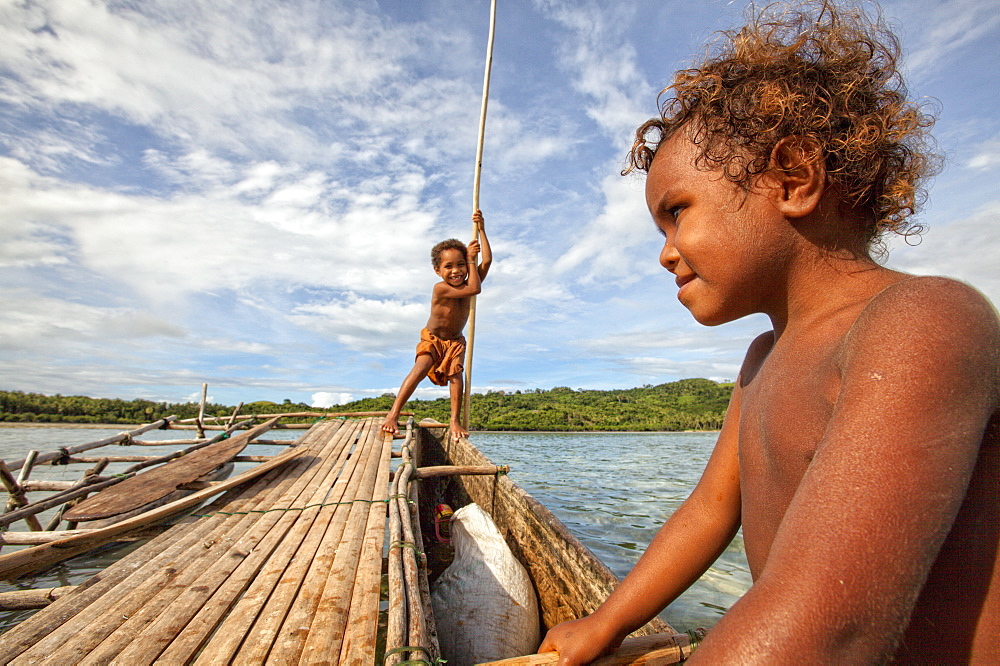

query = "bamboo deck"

[{"left": 0, "top": 417, "right": 396, "bottom": 664}]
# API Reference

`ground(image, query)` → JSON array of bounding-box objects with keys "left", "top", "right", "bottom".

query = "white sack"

[{"left": 431, "top": 503, "right": 540, "bottom": 665}]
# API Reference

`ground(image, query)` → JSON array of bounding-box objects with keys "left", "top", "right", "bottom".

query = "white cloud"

[
  {"left": 967, "top": 139, "right": 1000, "bottom": 170},
  {"left": 891, "top": 0, "right": 1000, "bottom": 83},
  {"left": 311, "top": 391, "right": 354, "bottom": 408},
  {"left": 289, "top": 294, "right": 428, "bottom": 352},
  {"left": 0, "top": 0, "right": 996, "bottom": 406},
  {"left": 887, "top": 201, "right": 1000, "bottom": 305},
  {"left": 553, "top": 172, "right": 654, "bottom": 282}
]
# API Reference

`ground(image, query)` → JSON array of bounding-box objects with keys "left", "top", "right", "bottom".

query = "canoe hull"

[{"left": 416, "top": 425, "right": 672, "bottom": 636}]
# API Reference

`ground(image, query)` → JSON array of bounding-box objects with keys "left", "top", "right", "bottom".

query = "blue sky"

[{"left": 2, "top": 0, "right": 998, "bottom": 408}]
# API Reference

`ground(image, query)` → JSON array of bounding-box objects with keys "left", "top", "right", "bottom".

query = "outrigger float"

[{"left": 0, "top": 409, "right": 703, "bottom": 664}]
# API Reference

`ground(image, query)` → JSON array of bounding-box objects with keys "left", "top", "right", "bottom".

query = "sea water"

[
  {"left": 0, "top": 427, "right": 750, "bottom": 634},
  {"left": 472, "top": 432, "right": 751, "bottom": 632}
]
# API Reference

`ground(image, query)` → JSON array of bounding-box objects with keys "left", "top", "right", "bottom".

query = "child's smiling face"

[
  {"left": 645, "top": 130, "right": 789, "bottom": 326},
  {"left": 435, "top": 248, "right": 469, "bottom": 287}
]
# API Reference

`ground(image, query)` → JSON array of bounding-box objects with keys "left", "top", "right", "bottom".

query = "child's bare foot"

[
  {"left": 450, "top": 418, "right": 469, "bottom": 439},
  {"left": 381, "top": 416, "right": 400, "bottom": 437}
]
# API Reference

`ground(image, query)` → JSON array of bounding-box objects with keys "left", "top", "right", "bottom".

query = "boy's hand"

[
  {"left": 472, "top": 209, "right": 485, "bottom": 230},
  {"left": 538, "top": 616, "right": 624, "bottom": 665},
  {"left": 466, "top": 239, "right": 481, "bottom": 261}
]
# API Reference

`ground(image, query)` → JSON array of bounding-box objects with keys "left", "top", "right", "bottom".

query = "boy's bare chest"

[
  {"left": 738, "top": 337, "right": 843, "bottom": 563},
  {"left": 427, "top": 296, "right": 471, "bottom": 338},
  {"left": 741, "top": 336, "right": 843, "bottom": 465}
]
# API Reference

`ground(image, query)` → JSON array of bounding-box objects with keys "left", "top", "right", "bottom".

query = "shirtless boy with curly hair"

[
  {"left": 381, "top": 210, "right": 491, "bottom": 439},
  {"left": 541, "top": 2, "right": 999, "bottom": 663}
]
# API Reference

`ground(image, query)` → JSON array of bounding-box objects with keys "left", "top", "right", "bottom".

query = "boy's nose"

[{"left": 659, "top": 241, "right": 679, "bottom": 271}]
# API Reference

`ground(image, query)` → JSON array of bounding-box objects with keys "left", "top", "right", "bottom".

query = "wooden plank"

[
  {"left": 63, "top": 418, "right": 279, "bottom": 521},
  {"left": 0, "top": 472, "right": 271, "bottom": 663},
  {"left": 0, "top": 423, "right": 298, "bottom": 582},
  {"left": 190, "top": 421, "right": 363, "bottom": 664},
  {"left": 478, "top": 630, "right": 704, "bottom": 665},
  {"left": 79, "top": 424, "right": 340, "bottom": 665},
  {"left": 262, "top": 420, "right": 384, "bottom": 663},
  {"left": 338, "top": 430, "right": 394, "bottom": 663},
  {"left": 84, "top": 462, "right": 233, "bottom": 529},
  {"left": 42, "top": 449, "right": 320, "bottom": 664},
  {"left": 156, "top": 421, "right": 360, "bottom": 664}
]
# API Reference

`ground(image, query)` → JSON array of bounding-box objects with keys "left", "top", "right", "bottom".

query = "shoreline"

[
  {"left": 0, "top": 422, "right": 720, "bottom": 434},
  {"left": 0, "top": 422, "right": 137, "bottom": 429}
]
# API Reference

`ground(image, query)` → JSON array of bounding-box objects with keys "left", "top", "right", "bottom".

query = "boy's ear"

[{"left": 766, "top": 136, "right": 825, "bottom": 218}]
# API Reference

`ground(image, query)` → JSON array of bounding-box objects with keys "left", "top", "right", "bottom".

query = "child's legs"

[
  {"left": 447, "top": 371, "right": 469, "bottom": 437},
  {"left": 383, "top": 354, "right": 435, "bottom": 430},
  {"left": 448, "top": 372, "right": 463, "bottom": 418}
]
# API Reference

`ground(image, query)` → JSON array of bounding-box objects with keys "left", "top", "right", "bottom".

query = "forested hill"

[{"left": 0, "top": 378, "right": 733, "bottom": 432}]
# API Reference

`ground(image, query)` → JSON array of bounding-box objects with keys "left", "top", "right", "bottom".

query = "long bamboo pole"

[{"left": 463, "top": 0, "right": 498, "bottom": 431}]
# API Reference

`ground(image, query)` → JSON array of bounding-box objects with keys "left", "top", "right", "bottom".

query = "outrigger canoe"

[{"left": 0, "top": 413, "right": 699, "bottom": 664}]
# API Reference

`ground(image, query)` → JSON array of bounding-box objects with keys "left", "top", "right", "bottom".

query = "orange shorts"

[{"left": 416, "top": 328, "right": 466, "bottom": 386}]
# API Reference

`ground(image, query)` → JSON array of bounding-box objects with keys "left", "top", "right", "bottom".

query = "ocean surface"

[{"left": 0, "top": 427, "right": 751, "bottom": 634}]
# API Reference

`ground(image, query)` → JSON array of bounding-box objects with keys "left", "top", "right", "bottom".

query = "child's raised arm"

[{"left": 472, "top": 209, "right": 492, "bottom": 280}]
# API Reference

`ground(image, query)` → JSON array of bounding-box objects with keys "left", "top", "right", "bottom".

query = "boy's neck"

[{"left": 768, "top": 249, "right": 901, "bottom": 339}]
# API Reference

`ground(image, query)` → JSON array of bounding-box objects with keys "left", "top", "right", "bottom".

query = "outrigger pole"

[{"left": 463, "top": 0, "right": 498, "bottom": 432}]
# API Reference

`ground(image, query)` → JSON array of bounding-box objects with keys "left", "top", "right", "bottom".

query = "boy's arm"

[
  {"left": 538, "top": 341, "right": 753, "bottom": 664},
  {"left": 686, "top": 278, "right": 999, "bottom": 664},
  {"left": 473, "top": 209, "right": 492, "bottom": 280}
]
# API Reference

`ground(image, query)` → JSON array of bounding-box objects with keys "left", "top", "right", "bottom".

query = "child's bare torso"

[
  {"left": 425, "top": 290, "right": 472, "bottom": 340},
  {"left": 737, "top": 273, "right": 999, "bottom": 661}
]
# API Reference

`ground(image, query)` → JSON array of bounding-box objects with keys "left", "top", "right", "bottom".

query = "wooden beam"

[
  {"left": 411, "top": 464, "right": 509, "bottom": 480},
  {"left": 478, "top": 630, "right": 706, "bottom": 665},
  {"left": 0, "top": 586, "right": 76, "bottom": 611}
]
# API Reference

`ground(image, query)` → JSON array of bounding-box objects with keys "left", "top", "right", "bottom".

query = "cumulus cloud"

[
  {"left": 311, "top": 391, "right": 354, "bottom": 408},
  {"left": 0, "top": 0, "right": 995, "bottom": 406}
]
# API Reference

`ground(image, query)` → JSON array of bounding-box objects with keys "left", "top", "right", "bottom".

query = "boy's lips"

[{"left": 675, "top": 273, "right": 695, "bottom": 290}]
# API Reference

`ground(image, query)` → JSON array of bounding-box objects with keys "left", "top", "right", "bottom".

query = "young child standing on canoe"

[
  {"left": 541, "top": 2, "right": 999, "bottom": 663},
  {"left": 381, "top": 210, "right": 492, "bottom": 439}
]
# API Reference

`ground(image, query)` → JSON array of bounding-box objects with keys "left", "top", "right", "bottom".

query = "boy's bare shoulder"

[
  {"left": 846, "top": 275, "right": 1000, "bottom": 383},
  {"left": 856, "top": 275, "right": 998, "bottom": 337}
]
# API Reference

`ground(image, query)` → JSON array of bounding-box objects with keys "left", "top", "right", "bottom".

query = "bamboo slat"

[
  {"left": 338, "top": 428, "right": 395, "bottom": 662},
  {"left": 92, "top": 423, "right": 342, "bottom": 665},
  {"left": 25, "top": 428, "right": 328, "bottom": 664},
  {"left": 408, "top": 426, "right": 440, "bottom": 659},
  {"left": 171, "top": 420, "right": 361, "bottom": 664},
  {"left": 3, "top": 418, "right": 177, "bottom": 472},
  {"left": 385, "top": 430, "right": 410, "bottom": 665},
  {"left": 0, "top": 466, "right": 287, "bottom": 663},
  {"left": 220, "top": 421, "right": 374, "bottom": 665},
  {"left": 277, "top": 420, "right": 386, "bottom": 662},
  {"left": 1, "top": 417, "right": 400, "bottom": 664},
  {"left": 0, "top": 437, "right": 303, "bottom": 581}
]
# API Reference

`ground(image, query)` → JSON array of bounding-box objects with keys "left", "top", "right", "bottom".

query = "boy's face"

[
  {"left": 645, "top": 131, "right": 788, "bottom": 326},
  {"left": 435, "top": 248, "right": 469, "bottom": 286}
]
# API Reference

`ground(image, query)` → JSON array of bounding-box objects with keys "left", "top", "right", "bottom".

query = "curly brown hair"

[
  {"left": 431, "top": 238, "right": 467, "bottom": 269},
  {"left": 625, "top": 0, "right": 939, "bottom": 250}
]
